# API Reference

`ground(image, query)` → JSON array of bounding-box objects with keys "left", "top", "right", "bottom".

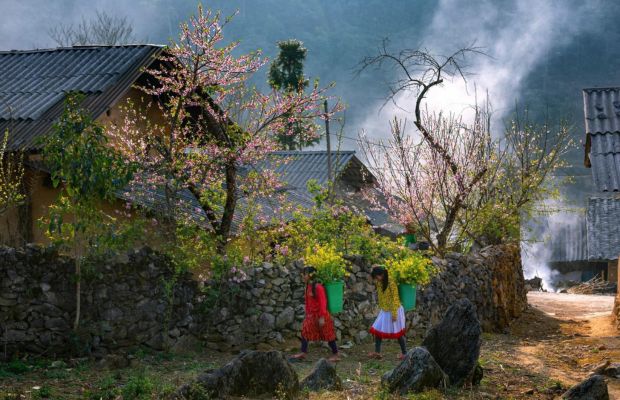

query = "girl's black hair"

[
  {"left": 371, "top": 266, "right": 389, "bottom": 292},
  {"left": 303, "top": 266, "right": 317, "bottom": 297}
]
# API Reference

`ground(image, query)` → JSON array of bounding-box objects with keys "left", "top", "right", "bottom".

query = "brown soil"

[{"left": 513, "top": 292, "right": 620, "bottom": 399}]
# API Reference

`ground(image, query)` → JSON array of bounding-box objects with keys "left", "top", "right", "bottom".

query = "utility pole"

[{"left": 324, "top": 99, "right": 332, "bottom": 184}]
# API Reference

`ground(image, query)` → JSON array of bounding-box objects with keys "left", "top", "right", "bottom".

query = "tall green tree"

[
  {"left": 268, "top": 39, "right": 320, "bottom": 150},
  {"left": 41, "top": 94, "right": 138, "bottom": 330}
]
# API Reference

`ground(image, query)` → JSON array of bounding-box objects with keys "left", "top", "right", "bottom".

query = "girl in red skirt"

[{"left": 290, "top": 267, "right": 340, "bottom": 362}]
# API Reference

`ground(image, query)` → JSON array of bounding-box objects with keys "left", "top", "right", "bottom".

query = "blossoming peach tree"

[
  {"left": 110, "top": 6, "right": 339, "bottom": 258},
  {"left": 358, "top": 45, "right": 573, "bottom": 255}
]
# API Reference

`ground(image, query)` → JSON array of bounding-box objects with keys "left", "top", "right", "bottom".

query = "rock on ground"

[
  {"left": 170, "top": 350, "right": 300, "bottom": 399},
  {"left": 381, "top": 347, "right": 448, "bottom": 394},
  {"left": 301, "top": 358, "right": 342, "bottom": 391},
  {"left": 563, "top": 375, "right": 609, "bottom": 400},
  {"left": 592, "top": 361, "right": 620, "bottom": 379},
  {"left": 421, "top": 298, "right": 482, "bottom": 387}
]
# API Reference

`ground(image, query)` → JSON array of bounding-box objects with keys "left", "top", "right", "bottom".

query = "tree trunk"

[
  {"left": 217, "top": 161, "right": 237, "bottom": 249},
  {"left": 73, "top": 257, "right": 81, "bottom": 331},
  {"left": 436, "top": 200, "right": 462, "bottom": 254}
]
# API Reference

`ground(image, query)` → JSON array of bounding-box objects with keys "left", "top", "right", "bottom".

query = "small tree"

[
  {"left": 461, "top": 112, "right": 574, "bottom": 247},
  {"left": 358, "top": 46, "right": 489, "bottom": 254},
  {"left": 268, "top": 39, "right": 321, "bottom": 150},
  {"left": 110, "top": 7, "right": 338, "bottom": 248},
  {"left": 48, "top": 10, "right": 136, "bottom": 46},
  {"left": 0, "top": 129, "right": 25, "bottom": 216},
  {"left": 41, "top": 95, "right": 136, "bottom": 330}
]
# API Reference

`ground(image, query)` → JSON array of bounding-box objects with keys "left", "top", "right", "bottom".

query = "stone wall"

[
  {"left": 0, "top": 246, "right": 199, "bottom": 359},
  {"left": 0, "top": 244, "right": 526, "bottom": 357},
  {"left": 201, "top": 244, "right": 527, "bottom": 349}
]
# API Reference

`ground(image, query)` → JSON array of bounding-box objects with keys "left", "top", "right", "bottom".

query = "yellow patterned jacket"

[{"left": 375, "top": 278, "right": 401, "bottom": 319}]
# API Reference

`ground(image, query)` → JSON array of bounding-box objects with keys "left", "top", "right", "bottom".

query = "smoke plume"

[{"left": 362, "top": 0, "right": 604, "bottom": 140}]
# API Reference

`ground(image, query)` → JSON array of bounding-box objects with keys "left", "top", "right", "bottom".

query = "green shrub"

[
  {"left": 84, "top": 375, "right": 120, "bottom": 400},
  {"left": 32, "top": 386, "right": 52, "bottom": 399},
  {"left": 121, "top": 373, "right": 155, "bottom": 400},
  {"left": 0, "top": 360, "right": 29, "bottom": 377}
]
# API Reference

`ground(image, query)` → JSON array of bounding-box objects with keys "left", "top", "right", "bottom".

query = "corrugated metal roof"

[
  {"left": 116, "top": 150, "right": 385, "bottom": 235},
  {"left": 589, "top": 132, "right": 620, "bottom": 192},
  {"left": 261, "top": 150, "right": 357, "bottom": 191},
  {"left": 549, "top": 216, "right": 588, "bottom": 263},
  {"left": 0, "top": 45, "right": 164, "bottom": 150},
  {"left": 583, "top": 87, "right": 620, "bottom": 192},
  {"left": 115, "top": 181, "right": 211, "bottom": 230},
  {"left": 232, "top": 151, "right": 390, "bottom": 234},
  {"left": 231, "top": 189, "right": 316, "bottom": 234},
  {"left": 587, "top": 195, "right": 620, "bottom": 261},
  {"left": 583, "top": 87, "right": 620, "bottom": 134}
]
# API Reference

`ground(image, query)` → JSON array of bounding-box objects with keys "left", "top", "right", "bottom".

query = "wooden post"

[
  {"left": 617, "top": 255, "right": 620, "bottom": 290},
  {"left": 608, "top": 259, "right": 618, "bottom": 284},
  {"left": 324, "top": 100, "right": 332, "bottom": 184},
  {"left": 614, "top": 254, "right": 620, "bottom": 327}
]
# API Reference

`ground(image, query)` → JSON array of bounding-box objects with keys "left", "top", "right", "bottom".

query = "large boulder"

[
  {"left": 381, "top": 347, "right": 448, "bottom": 394},
  {"left": 563, "top": 375, "right": 609, "bottom": 400},
  {"left": 170, "top": 350, "right": 300, "bottom": 399},
  {"left": 421, "top": 298, "right": 482, "bottom": 387},
  {"left": 301, "top": 358, "right": 342, "bottom": 391}
]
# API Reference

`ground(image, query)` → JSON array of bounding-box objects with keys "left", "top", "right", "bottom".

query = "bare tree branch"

[{"left": 48, "top": 10, "right": 137, "bottom": 46}]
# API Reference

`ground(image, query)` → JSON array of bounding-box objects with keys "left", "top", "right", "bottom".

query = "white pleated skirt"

[{"left": 369, "top": 305, "right": 406, "bottom": 339}]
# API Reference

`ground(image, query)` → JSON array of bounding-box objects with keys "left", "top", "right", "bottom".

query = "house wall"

[
  {"left": 0, "top": 206, "right": 21, "bottom": 246},
  {"left": 0, "top": 87, "right": 167, "bottom": 247},
  {"left": 96, "top": 87, "right": 167, "bottom": 140},
  {"left": 25, "top": 167, "right": 136, "bottom": 245}
]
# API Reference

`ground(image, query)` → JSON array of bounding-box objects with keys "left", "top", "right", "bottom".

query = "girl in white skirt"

[{"left": 368, "top": 265, "right": 407, "bottom": 360}]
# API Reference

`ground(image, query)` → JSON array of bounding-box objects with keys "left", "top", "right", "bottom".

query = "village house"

[
  {"left": 583, "top": 87, "right": 620, "bottom": 283},
  {"left": 233, "top": 150, "right": 399, "bottom": 236},
  {"left": 0, "top": 45, "right": 392, "bottom": 246},
  {"left": 544, "top": 87, "right": 620, "bottom": 287},
  {"left": 0, "top": 45, "right": 171, "bottom": 245},
  {"left": 547, "top": 217, "right": 607, "bottom": 283}
]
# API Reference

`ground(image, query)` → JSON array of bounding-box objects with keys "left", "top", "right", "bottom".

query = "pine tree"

[{"left": 268, "top": 39, "right": 320, "bottom": 150}]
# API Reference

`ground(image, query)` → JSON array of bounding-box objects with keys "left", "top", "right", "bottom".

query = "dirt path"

[
  {"left": 517, "top": 292, "right": 620, "bottom": 398},
  {"left": 528, "top": 292, "right": 615, "bottom": 319}
]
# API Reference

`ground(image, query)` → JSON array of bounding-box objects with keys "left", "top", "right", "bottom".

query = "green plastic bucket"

[
  {"left": 324, "top": 281, "right": 344, "bottom": 314},
  {"left": 398, "top": 283, "right": 417, "bottom": 311},
  {"left": 404, "top": 233, "right": 416, "bottom": 245}
]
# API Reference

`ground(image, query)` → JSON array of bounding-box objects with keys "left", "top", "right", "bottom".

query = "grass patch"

[
  {"left": 0, "top": 360, "right": 30, "bottom": 378},
  {"left": 43, "top": 369, "right": 70, "bottom": 380},
  {"left": 121, "top": 372, "right": 155, "bottom": 400},
  {"left": 32, "top": 386, "right": 53, "bottom": 399},
  {"left": 407, "top": 389, "right": 446, "bottom": 400},
  {"left": 84, "top": 375, "right": 121, "bottom": 400}
]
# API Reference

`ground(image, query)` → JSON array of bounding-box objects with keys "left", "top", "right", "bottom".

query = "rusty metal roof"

[
  {"left": 0, "top": 45, "right": 163, "bottom": 150},
  {"left": 583, "top": 87, "right": 620, "bottom": 192},
  {"left": 587, "top": 195, "right": 620, "bottom": 261}
]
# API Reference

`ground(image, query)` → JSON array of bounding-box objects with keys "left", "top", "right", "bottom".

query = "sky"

[{"left": 1, "top": 0, "right": 615, "bottom": 149}]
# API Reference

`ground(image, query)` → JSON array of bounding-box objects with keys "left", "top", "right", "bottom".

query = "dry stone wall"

[
  {"left": 0, "top": 245, "right": 199, "bottom": 359},
  {"left": 202, "top": 244, "right": 527, "bottom": 349},
  {"left": 0, "top": 244, "right": 526, "bottom": 358}
]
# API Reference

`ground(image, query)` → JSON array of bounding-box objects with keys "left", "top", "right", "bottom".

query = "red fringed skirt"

[{"left": 301, "top": 313, "right": 336, "bottom": 341}]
